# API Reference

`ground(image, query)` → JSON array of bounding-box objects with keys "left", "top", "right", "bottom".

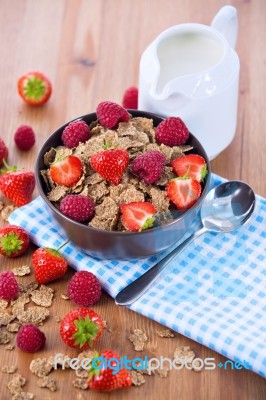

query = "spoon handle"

[{"left": 115, "top": 227, "right": 207, "bottom": 306}]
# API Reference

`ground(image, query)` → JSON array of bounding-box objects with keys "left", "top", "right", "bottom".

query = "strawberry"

[
  {"left": 90, "top": 148, "right": 129, "bottom": 185},
  {"left": 60, "top": 308, "right": 103, "bottom": 349},
  {"left": 88, "top": 349, "right": 132, "bottom": 392},
  {"left": 120, "top": 201, "right": 157, "bottom": 232},
  {"left": 50, "top": 155, "right": 83, "bottom": 187},
  {"left": 171, "top": 154, "right": 208, "bottom": 182},
  {"left": 17, "top": 71, "right": 52, "bottom": 106},
  {"left": 0, "top": 161, "right": 35, "bottom": 206},
  {"left": 166, "top": 177, "right": 201, "bottom": 210},
  {"left": 32, "top": 247, "right": 68, "bottom": 284},
  {"left": 0, "top": 225, "right": 30, "bottom": 257}
]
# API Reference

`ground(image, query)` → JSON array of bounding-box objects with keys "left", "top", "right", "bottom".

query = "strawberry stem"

[
  {"left": 24, "top": 76, "right": 45, "bottom": 100},
  {"left": 56, "top": 240, "right": 69, "bottom": 252},
  {"left": 139, "top": 216, "right": 155, "bottom": 232},
  {"left": 0, "top": 159, "right": 18, "bottom": 174},
  {"left": 102, "top": 139, "right": 110, "bottom": 150},
  {"left": 73, "top": 316, "right": 99, "bottom": 348}
]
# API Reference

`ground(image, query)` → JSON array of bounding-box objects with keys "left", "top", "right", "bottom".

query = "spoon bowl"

[
  {"left": 201, "top": 181, "right": 256, "bottom": 232},
  {"left": 115, "top": 180, "right": 256, "bottom": 306}
]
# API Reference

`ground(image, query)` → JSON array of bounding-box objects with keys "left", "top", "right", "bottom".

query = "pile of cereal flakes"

[{"left": 40, "top": 117, "right": 193, "bottom": 231}]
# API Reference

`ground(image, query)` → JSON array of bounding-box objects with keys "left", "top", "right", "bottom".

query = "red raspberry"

[
  {"left": 0, "top": 271, "right": 19, "bottom": 301},
  {"left": 62, "top": 120, "right": 90, "bottom": 148},
  {"left": 60, "top": 194, "right": 95, "bottom": 222},
  {"left": 122, "top": 86, "right": 138, "bottom": 109},
  {"left": 0, "top": 138, "right": 8, "bottom": 165},
  {"left": 16, "top": 323, "right": 46, "bottom": 352},
  {"left": 67, "top": 271, "right": 102, "bottom": 307},
  {"left": 155, "top": 117, "right": 189, "bottom": 147},
  {"left": 131, "top": 150, "right": 166, "bottom": 184},
  {"left": 14, "top": 125, "right": 35, "bottom": 151},
  {"left": 96, "top": 101, "right": 130, "bottom": 128}
]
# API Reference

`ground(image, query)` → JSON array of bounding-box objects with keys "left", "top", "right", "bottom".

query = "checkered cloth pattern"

[{"left": 8, "top": 174, "right": 266, "bottom": 378}]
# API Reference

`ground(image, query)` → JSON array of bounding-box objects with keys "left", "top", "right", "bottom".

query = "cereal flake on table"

[
  {"left": 16, "top": 306, "right": 50, "bottom": 326},
  {"left": 30, "top": 358, "right": 54, "bottom": 377},
  {"left": 0, "top": 328, "right": 10, "bottom": 344},
  {"left": 174, "top": 346, "right": 195, "bottom": 364},
  {"left": 37, "top": 376, "right": 57, "bottom": 392},
  {"left": 60, "top": 294, "right": 69, "bottom": 300},
  {"left": 0, "top": 311, "right": 16, "bottom": 325},
  {"left": 2, "top": 365, "right": 17, "bottom": 374},
  {"left": 1, "top": 205, "right": 17, "bottom": 221},
  {"left": 155, "top": 366, "right": 170, "bottom": 378},
  {"left": 129, "top": 329, "right": 148, "bottom": 351},
  {"left": 130, "top": 370, "right": 146, "bottom": 386},
  {"left": 12, "top": 265, "right": 31, "bottom": 277},
  {"left": 5, "top": 344, "right": 15, "bottom": 351},
  {"left": 7, "top": 322, "right": 21, "bottom": 333},
  {"left": 30, "top": 285, "right": 54, "bottom": 307},
  {"left": 156, "top": 328, "right": 175, "bottom": 338},
  {"left": 72, "top": 378, "right": 88, "bottom": 390}
]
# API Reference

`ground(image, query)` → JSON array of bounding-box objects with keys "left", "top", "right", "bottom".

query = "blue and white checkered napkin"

[{"left": 8, "top": 174, "right": 266, "bottom": 378}]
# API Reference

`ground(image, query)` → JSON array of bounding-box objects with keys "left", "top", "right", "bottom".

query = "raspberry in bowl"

[{"left": 36, "top": 103, "right": 210, "bottom": 259}]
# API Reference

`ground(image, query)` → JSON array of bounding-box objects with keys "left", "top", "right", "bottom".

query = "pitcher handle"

[{"left": 211, "top": 5, "right": 238, "bottom": 48}]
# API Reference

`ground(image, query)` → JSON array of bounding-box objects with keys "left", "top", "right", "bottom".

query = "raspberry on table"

[
  {"left": 131, "top": 150, "right": 166, "bottom": 184},
  {"left": 16, "top": 323, "right": 46, "bottom": 352},
  {"left": 14, "top": 125, "right": 36, "bottom": 151},
  {"left": 122, "top": 86, "right": 138, "bottom": 109},
  {"left": 0, "top": 271, "right": 19, "bottom": 301},
  {"left": 67, "top": 270, "right": 102, "bottom": 306},
  {"left": 155, "top": 117, "right": 189, "bottom": 147},
  {"left": 96, "top": 101, "right": 130, "bottom": 128},
  {"left": 62, "top": 120, "right": 90, "bottom": 148},
  {"left": 0, "top": 138, "right": 8, "bottom": 165},
  {"left": 59, "top": 194, "right": 95, "bottom": 222}
]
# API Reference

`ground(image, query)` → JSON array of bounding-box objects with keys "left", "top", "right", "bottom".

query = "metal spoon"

[{"left": 115, "top": 181, "right": 256, "bottom": 306}]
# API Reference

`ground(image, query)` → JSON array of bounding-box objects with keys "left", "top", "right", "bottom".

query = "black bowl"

[{"left": 36, "top": 110, "right": 211, "bottom": 260}]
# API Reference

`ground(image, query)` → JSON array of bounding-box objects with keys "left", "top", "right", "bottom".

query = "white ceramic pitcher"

[{"left": 138, "top": 6, "right": 240, "bottom": 160}]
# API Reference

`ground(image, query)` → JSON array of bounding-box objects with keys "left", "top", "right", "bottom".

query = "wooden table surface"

[{"left": 0, "top": 0, "right": 265, "bottom": 399}]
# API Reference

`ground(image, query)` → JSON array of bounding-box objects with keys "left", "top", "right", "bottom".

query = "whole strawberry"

[
  {"left": 14, "top": 125, "right": 36, "bottom": 151},
  {"left": 155, "top": 117, "right": 189, "bottom": 147},
  {"left": 0, "top": 138, "right": 8, "bottom": 165},
  {"left": 0, "top": 225, "right": 30, "bottom": 257},
  {"left": 60, "top": 308, "right": 103, "bottom": 349},
  {"left": 0, "top": 271, "right": 19, "bottom": 301},
  {"left": 122, "top": 86, "right": 138, "bottom": 109},
  {"left": 90, "top": 148, "right": 129, "bottom": 185},
  {"left": 67, "top": 271, "right": 101, "bottom": 307},
  {"left": 17, "top": 71, "right": 52, "bottom": 106},
  {"left": 32, "top": 247, "right": 68, "bottom": 284},
  {"left": 96, "top": 101, "right": 130, "bottom": 128},
  {"left": 17, "top": 323, "right": 46, "bottom": 352},
  {"left": 88, "top": 349, "right": 132, "bottom": 392},
  {"left": 62, "top": 120, "right": 90, "bottom": 148},
  {"left": 0, "top": 161, "right": 35, "bottom": 206}
]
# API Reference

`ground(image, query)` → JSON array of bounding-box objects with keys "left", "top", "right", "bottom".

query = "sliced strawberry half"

[
  {"left": 120, "top": 202, "right": 157, "bottom": 232},
  {"left": 50, "top": 155, "right": 83, "bottom": 187},
  {"left": 171, "top": 154, "right": 208, "bottom": 182},
  {"left": 166, "top": 177, "right": 202, "bottom": 210}
]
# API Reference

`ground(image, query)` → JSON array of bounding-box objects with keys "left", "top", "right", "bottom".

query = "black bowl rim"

[{"left": 35, "top": 110, "right": 211, "bottom": 237}]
